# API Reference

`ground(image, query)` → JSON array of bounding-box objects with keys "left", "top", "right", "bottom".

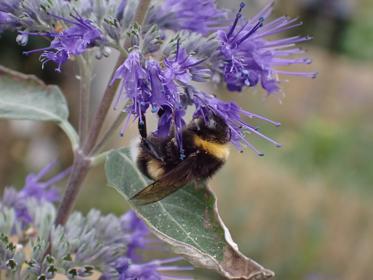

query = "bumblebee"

[{"left": 131, "top": 113, "right": 231, "bottom": 205}]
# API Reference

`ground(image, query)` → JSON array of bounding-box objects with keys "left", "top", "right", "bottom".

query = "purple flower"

[
  {"left": 2, "top": 188, "right": 32, "bottom": 227},
  {"left": 164, "top": 42, "right": 211, "bottom": 84},
  {"left": 147, "top": 59, "right": 169, "bottom": 113},
  {"left": 114, "top": 256, "right": 193, "bottom": 280},
  {"left": 150, "top": 0, "right": 227, "bottom": 34},
  {"left": 146, "top": 59, "right": 187, "bottom": 147},
  {"left": 193, "top": 92, "right": 281, "bottom": 155},
  {"left": 23, "top": 13, "right": 103, "bottom": 72},
  {"left": 152, "top": 43, "right": 209, "bottom": 150},
  {"left": 112, "top": 44, "right": 207, "bottom": 146},
  {"left": 111, "top": 49, "right": 149, "bottom": 135},
  {"left": 0, "top": 162, "right": 70, "bottom": 228},
  {"left": 19, "top": 161, "right": 71, "bottom": 203},
  {"left": 121, "top": 211, "right": 149, "bottom": 261},
  {"left": 217, "top": 2, "right": 317, "bottom": 94}
]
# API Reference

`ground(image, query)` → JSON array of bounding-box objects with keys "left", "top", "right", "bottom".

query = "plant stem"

[
  {"left": 55, "top": 150, "right": 90, "bottom": 225},
  {"left": 132, "top": 0, "right": 152, "bottom": 25},
  {"left": 82, "top": 59, "right": 123, "bottom": 154},
  {"left": 55, "top": 0, "right": 152, "bottom": 226},
  {"left": 83, "top": 0, "right": 152, "bottom": 154},
  {"left": 90, "top": 111, "right": 127, "bottom": 155},
  {"left": 77, "top": 56, "right": 91, "bottom": 145}
]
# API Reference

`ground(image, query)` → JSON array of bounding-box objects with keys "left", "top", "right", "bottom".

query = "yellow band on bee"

[{"left": 194, "top": 135, "right": 230, "bottom": 160}]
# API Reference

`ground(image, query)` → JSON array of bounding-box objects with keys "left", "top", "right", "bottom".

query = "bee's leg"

[
  {"left": 138, "top": 113, "right": 165, "bottom": 162},
  {"left": 141, "top": 136, "right": 165, "bottom": 162},
  {"left": 138, "top": 114, "right": 147, "bottom": 139},
  {"left": 143, "top": 140, "right": 165, "bottom": 162}
]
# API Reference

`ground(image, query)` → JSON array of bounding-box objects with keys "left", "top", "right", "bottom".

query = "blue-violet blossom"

[
  {"left": 1, "top": 161, "right": 70, "bottom": 229},
  {"left": 112, "top": 256, "right": 193, "bottom": 280},
  {"left": 23, "top": 14, "right": 103, "bottom": 71},
  {"left": 217, "top": 2, "right": 317, "bottom": 93}
]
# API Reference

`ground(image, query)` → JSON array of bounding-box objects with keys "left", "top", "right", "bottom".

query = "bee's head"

[{"left": 189, "top": 114, "right": 231, "bottom": 144}]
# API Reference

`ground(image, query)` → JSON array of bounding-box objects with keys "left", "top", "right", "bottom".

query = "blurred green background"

[{"left": 1, "top": 0, "right": 373, "bottom": 279}]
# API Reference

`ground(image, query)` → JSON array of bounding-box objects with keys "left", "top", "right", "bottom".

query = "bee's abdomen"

[
  {"left": 192, "top": 152, "right": 225, "bottom": 179},
  {"left": 146, "top": 159, "right": 165, "bottom": 180},
  {"left": 136, "top": 147, "right": 165, "bottom": 180},
  {"left": 137, "top": 150, "right": 152, "bottom": 179}
]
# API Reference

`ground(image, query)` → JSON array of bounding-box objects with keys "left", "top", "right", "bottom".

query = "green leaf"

[
  {"left": 0, "top": 65, "right": 78, "bottom": 149},
  {"left": 105, "top": 148, "right": 275, "bottom": 280}
]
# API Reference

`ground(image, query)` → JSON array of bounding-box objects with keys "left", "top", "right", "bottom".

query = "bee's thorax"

[{"left": 194, "top": 135, "right": 230, "bottom": 160}]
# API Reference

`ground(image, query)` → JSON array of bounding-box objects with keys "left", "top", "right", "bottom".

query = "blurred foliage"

[
  {"left": 343, "top": 17, "right": 373, "bottom": 60},
  {"left": 283, "top": 119, "right": 373, "bottom": 192},
  {"left": 341, "top": 0, "right": 373, "bottom": 60}
]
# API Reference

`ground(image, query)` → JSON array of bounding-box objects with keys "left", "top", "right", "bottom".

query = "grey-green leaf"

[
  {"left": 0, "top": 65, "right": 78, "bottom": 148},
  {"left": 105, "top": 148, "right": 275, "bottom": 280}
]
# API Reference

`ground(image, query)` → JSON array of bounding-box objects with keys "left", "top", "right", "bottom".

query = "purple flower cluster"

[
  {"left": 0, "top": 0, "right": 124, "bottom": 71},
  {"left": 107, "top": 1, "right": 316, "bottom": 156},
  {"left": 23, "top": 14, "right": 103, "bottom": 72},
  {"left": 217, "top": 2, "right": 317, "bottom": 93},
  {"left": 112, "top": 41, "right": 281, "bottom": 155},
  {"left": 0, "top": 164, "right": 192, "bottom": 279},
  {"left": 111, "top": 43, "right": 211, "bottom": 150},
  {"left": 2, "top": 0, "right": 316, "bottom": 155}
]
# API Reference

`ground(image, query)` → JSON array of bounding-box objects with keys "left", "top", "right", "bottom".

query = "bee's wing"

[{"left": 130, "top": 154, "right": 197, "bottom": 205}]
